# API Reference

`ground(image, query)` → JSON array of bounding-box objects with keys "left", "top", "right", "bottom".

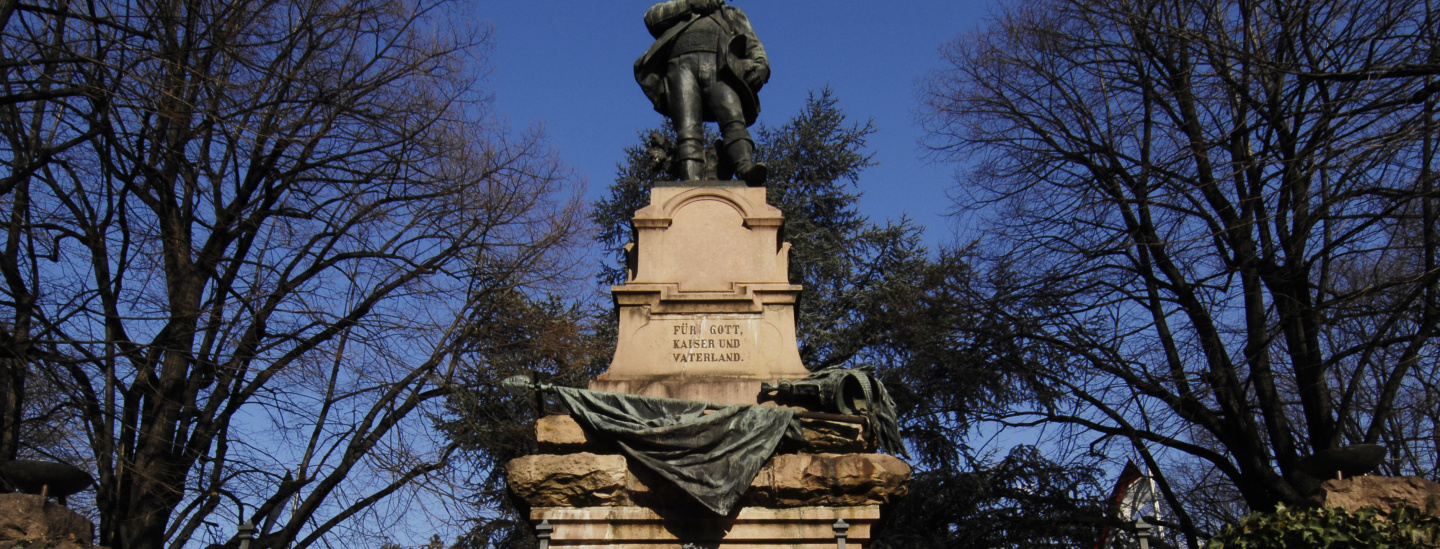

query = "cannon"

[
  {"left": 759, "top": 369, "right": 877, "bottom": 416},
  {"left": 1, "top": 459, "right": 94, "bottom": 505}
]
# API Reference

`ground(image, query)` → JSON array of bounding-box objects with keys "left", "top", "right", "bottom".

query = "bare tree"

[
  {"left": 924, "top": 0, "right": 1439, "bottom": 544},
  {"left": 0, "top": 0, "right": 583, "bottom": 548}
]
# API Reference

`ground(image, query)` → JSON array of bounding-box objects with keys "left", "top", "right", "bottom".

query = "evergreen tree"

[{"left": 440, "top": 290, "right": 606, "bottom": 549}]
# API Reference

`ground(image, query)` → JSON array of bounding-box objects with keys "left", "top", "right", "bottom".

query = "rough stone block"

[
  {"left": 536, "top": 415, "right": 600, "bottom": 453},
  {"left": 786, "top": 418, "right": 872, "bottom": 454},
  {"left": 1314, "top": 475, "right": 1440, "bottom": 513},
  {"left": 0, "top": 493, "right": 95, "bottom": 549},
  {"left": 751, "top": 453, "right": 910, "bottom": 507},
  {"left": 507, "top": 451, "right": 909, "bottom": 509},
  {"left": 506, "top": 453, "right": 628, "bottom": 507}
]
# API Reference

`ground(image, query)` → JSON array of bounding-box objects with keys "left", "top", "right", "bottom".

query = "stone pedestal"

[
  {"left": 509, "top": 181, "right": 908, "bottom": 549},
  {"left": 592, "top": 182, "right": 810, "bottom": 405}
]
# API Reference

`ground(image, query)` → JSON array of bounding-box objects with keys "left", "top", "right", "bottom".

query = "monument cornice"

[{"left": 611, "top": 282, "right": 802, "bottom": 314}]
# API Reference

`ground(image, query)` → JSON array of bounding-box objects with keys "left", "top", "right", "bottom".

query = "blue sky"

[{"left": 473, "top": 1, "right": 1002, "bottom": 248}]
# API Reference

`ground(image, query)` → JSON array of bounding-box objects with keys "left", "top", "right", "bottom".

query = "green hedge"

[{"left": 1206, "top": 504, "right": 1440, "bottom": 548}]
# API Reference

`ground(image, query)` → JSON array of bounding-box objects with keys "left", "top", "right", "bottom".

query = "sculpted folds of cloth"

[{"left": 635, "top": 0, "right": 770, "bottom": 185}]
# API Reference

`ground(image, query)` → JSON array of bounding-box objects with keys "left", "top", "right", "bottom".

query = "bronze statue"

[{"left": 635, "top": 0, "right": 769, "bottom": 185}]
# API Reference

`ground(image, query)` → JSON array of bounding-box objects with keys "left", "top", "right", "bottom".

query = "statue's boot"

[
  {"left": 725, "top": 137, "right": 767, "bottom": 186},
  {"left": 676, "top": 134, "right": 705, "bottom": 181},
  {"left": 678, "top": 159, "right": 704, "bottom": 181}
]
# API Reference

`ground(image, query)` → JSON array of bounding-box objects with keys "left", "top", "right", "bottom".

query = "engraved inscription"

[
  {"left": 670, "top": 322, "right": 747, "bottom": 363},
  {"left": 671, "top": 352, "right": 742, "bottom": 363}
]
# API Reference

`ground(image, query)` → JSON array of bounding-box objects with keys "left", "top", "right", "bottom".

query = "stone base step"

[{"left": 532, "top": 505, "right": 878, "bottom": 549}]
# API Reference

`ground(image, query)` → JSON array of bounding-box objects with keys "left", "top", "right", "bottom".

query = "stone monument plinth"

[
  {"left": 592, "top": 181, "right": 810, "bottom": 405},
  {"left": 505, "top": 183, "right": 909, "bottom": 549}
]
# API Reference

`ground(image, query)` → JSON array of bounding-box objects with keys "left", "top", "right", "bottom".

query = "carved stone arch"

[{"left": 661, "top": 188, "right": 751, "bottom": 220}]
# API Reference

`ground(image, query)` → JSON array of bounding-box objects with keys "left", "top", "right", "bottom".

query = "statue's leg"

[
  {"left": 711, "top": 84, "right": 767, "bottom": 186},
  {"left": 667, "top": 57, "right": 705, "bottom": 181}
]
